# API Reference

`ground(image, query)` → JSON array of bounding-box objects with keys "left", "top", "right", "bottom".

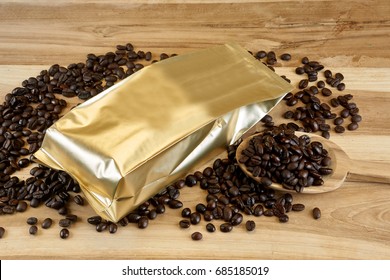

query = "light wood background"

[{"left": 0, "top": 0, "right": 389, "bottom": 260}]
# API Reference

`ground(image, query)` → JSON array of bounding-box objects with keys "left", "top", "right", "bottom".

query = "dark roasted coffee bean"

[
  {"left": 185, "top": 175, "right": 197, "bottom": 187},
  {"left": 191, "top": 232, "right": 203, "bottom": 241},
  {"left": 279, "top": 214, "right": 289, "bottom": 223},
  {"left": 340, "top": 108, "right": 350, "bottom": 118},
  {"left": 280, "top": 53, "right": 291, "bottom": 61},
  {"left": 253, "top": 204, "right": 264, "bottom": 217},
  {"left": 181, "top": 207, "right": 191, "bottom": 218},
  {"left": 138, "top": 217, "right": 149, "bottom": 229},
  {"left": 27, "top": 217, "right": 38, "bottom": 225},
  {"left": 179, "top": 219, "right": 191, "bottom": 229},
  {"left": 73, "top": 195, "right": 84, "bottom": 206},
  {"left": 263, "top": 209, "right": 274, "bottom": 217},
  {"left": 337, "top": 83, "right": 345, "bottom": 91},
  {"left": 292, "top": 203, "right": 305, "bottom": 211},
  {"left": 0, "top": 227, "right": 5, "bottom": 238},
  {"left": 321, "top": 88, "right": 332, "bottom": 96},
  {"left": 29, "top": 225, "right": 38, "bottom": 235},
  {"left": 147, "top": 209, "right": 157, "bottom": 220},
  {"left": 17, "top": 158, "right": 30, "bottom": 168},
  {"left": 295, "top": 67, "right": 305, "bottom": 75},
  {"left": 220, "top": 223, "right": 233, "bottom": 233},
  {"left": 206, "top": 223, "right": 216, "bottom": 233},
  {"left": 41, "top": 218, "right": 53, "bottom": 229},
  {"left": 298, "top": 79, "right": 309, "bottom": 89},
  {"left": 313, "top": 207, "right": 321, "bottom": 219},
  {"left": 245, "top": 220, "right": 256, "bottom": 231},
  {"left": 96, "top": 222, "right": 108, "bottom": 232},
  {"left": 351, "top": 114, "right": 362, "bottom": 123},
  {"left": 190, "top": 212, "right": 201, "bottom": 225},
  {"left": 223, "top": 206, "right": 233, "bottom": 222},
  {"left": 301, "top": 57, "right": 309, "bottom": 64},
  {"left": 334, "top": 125, "right": 345, "bottom": 133},
  {"left": 168, "top": 199, "right": 183, "bottom": 209},
  {"left": 230, "top": 213, "right": 243, "bottom": 226},
  {"left": 317, "top": 81, "right": 325, "bottom": 88},
  {"left": 87, "top": 216, "right": 102, "bottom": 225},
  {"left": 108, "top": 223, "right": 118, "bottom": 234},
  {"left": 334, "top": 117, "right": 344, "bottom": 125},
  {"left": 16, "top": 201, "right": 28, "bottom": 212},
  {"left": 347, "top": 122, "right": 359, "bottom": 131},
  {"left": 155, "top": 204, "right": 165, "bottom": 214},
  {"left": 65, "top": 214, "right": 78, "bottom": 223},
  {"left": 59, "top": 219, "right": 71, "bottom": 228},
  {"left": 30, "top": 198, "right": 40, "bottom": 208},
  {"left": 60, "top": 228, "right": 69, "bottom": 239},
  {"left": 195, "top": 203, "right": 207, "bottom": 213}
]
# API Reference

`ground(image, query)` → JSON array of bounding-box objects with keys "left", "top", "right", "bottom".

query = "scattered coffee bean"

[
  {"left": 179, "top": 219, "right": 191, "bottom": 229},
  {"left": 335, "top": 125, "right": 345, "bottom": 133},
  {"left": 292, "top": 203, "right": 305, "bottom": 211},
  {"left": 313, "top": 207, "right": 321, "bottom": 219},
  {"left": 280, "top": 53, "right": 291, "bottom": 61},
  {"left": 29, "top": 225, "right": 38, "bottom": 235},
  {"left": 108, "top": 223, "right": 118, "bottom": 234},
  {"left": 190, "top": 212, "right": 201, "bottom": 225},
  {"left": 60, "top": 228, "right": 69, "bottom": 239},
  {"left": 73, "top": 195, "right": 84, "bottom": 206},
  {"left": 191, "top": 232, "right": 203, "bottom": 241},
  {"left": 206, "top": 223, "right": 216, "bottom": 232},
  {"left": 138, "top": 217, "right": 149, "bottom": 229},
  {"left": 16, "top": 201, "right": 28, "bottom": 212},
  {"left": 347, "top": 122, "right": 359, "bottom": 131},
  {"left": 245, "top": 220, "right": 256, "bottom": 231},
  {"left": 27, "top": 217, "right": 38, "bottom": 225},
  {"left": 59, "top": 219, "right": 71, "bottom": 228},
  {"left": 220, "top": 223, "right": 233, "bottom": 233},
  {"left": 41, "top": 218, "right": 53, "bottom": 229}
]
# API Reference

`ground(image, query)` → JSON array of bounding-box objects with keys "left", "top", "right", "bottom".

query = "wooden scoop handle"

[{"left": 348, "top": 159, "right": 390, "bottom": 184}]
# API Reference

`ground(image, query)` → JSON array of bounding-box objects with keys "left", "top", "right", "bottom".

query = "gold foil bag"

[{"left": 34, "top": 43, "right": 293, "bottom": 222}]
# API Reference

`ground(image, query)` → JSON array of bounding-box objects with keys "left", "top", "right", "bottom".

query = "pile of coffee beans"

[
  {"left": 238, "top": 126, "right": 332, "bottom": 192},
  {"left": 1, "top": 43, "right": 359, "bottom": 240}
]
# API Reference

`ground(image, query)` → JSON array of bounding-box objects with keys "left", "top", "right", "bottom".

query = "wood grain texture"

[{"left": 0, "top": 0, "right": 390, "bottom": 260}]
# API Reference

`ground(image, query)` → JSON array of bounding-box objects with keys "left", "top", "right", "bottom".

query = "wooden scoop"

[{"left": 236, "top": 132, "right": 390, "bottom": 194}]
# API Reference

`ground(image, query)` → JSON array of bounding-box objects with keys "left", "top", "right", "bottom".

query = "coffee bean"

[
  {"left": 298, "top": 79, "right": 309, "bottom": 89},
  {"left": 347, "top": 122, "right": 359, "bottom": 131},
  {"left": 245, "top": 220, "right": 256, "bottom": 231},
  {"left": 168, "top": 199, "right": 183, "bottom": 209},
  {"left": 230, "top": 213, "right": 243, "bottom": 226},
  {"left": 190, "top": 212, "right": 201, "bottom": 225},
  {"left": 279, "top": 215, "right": 289, "bottom": 223},
  {"left": 87, "top": 216, "right": 102, "bottom": 225},
  {"left": 41, "top": 218, "right": 53, "bottom": 229},
  {"left": 181, "top": 207, "right": 191, "bottom": 218},
  {"left": 29, "top": 225, "right": 38, "bottom": 235},
  {"left": 295, "top": 67, "right": 305, "bottom": 75},
  {"left": 334, "top": 117, "right": 344, "bottom": 125},
  {"left": 185, "top": 175, "right": 197, "bottom": 186},
  {"left": 73, "top": 195, "right": 84, "bottom": 206},
  {"left": 0, "top": 227, "right": 5, "bottom": 238},
  {"left": 108, "top": 223, "right": 118, "bottom": 234},
  {"left": 138, "top": 217, "right": 149, "bottom": 229},
  {"left": 191, "top": 232, "right": 203, "bottom": 241},
  {"left": 206, "top": 223, "right": 216, "bottom": 233},
  {"left": 280, "top": 53, "right": 291, "bottom": 61},
  {"left": 351, "top": 114, "right": 362, "bottom": 123},
  {"left": 27, "top": 217, "right": 38, "bottom": 225},
  {"left": 17, "top": 158, "right": 30, "bottom": 168},
  {"left": 96, "top": 222, "right": 108, "bottom": 232},
  {"left": 321, "top": 88, "right": 332, "bottom": 96},
  {"left": 16, "top": 201, "right": 27, "bottom": 212},
  {"left": 334, "top": 125, "right": 345, "bottom": 133},
  {"left": 220, "top": 223, "right": 233, "bottom": 233},
  {"left": 195, "top": 203, "right": 207, "bottom": 213},
  {"left": 59, "top": 218, "right": 71, "bottom": 228},
  {"left": 313, "top": 207, "right": 321, "bottom": 219},
  {"left": 292, "top": 203, "right": 305, "bottom": 211},
  {"left": 60, "top": 228, "right": 69, "bottom": 239},
  {"left": 340, "top": 108, "right": 350, "bottom": 118},
  {"left": 179, "top": 220, "right": 191, "bottom": 228}
]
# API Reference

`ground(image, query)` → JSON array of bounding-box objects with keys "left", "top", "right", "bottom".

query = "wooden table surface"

[{"left": 0, "top": 0, "right": 390, "bottom": 260}]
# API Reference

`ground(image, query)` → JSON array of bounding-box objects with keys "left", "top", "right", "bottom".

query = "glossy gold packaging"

[{"left": 34, "top": 43, "right": 293, "bottom": 222}]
